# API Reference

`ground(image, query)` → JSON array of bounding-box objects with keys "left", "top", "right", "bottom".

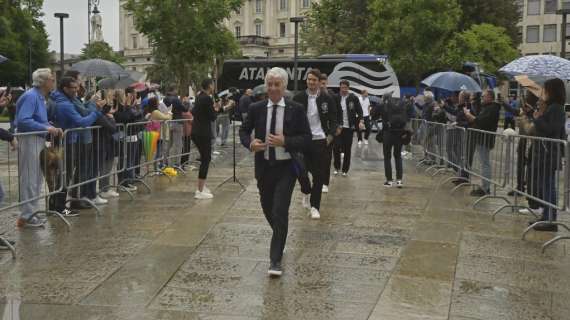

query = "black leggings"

[{"left": 191, "top": 135, "right": 212, "bottom": 179}]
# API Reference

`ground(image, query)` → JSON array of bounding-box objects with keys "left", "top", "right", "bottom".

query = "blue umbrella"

[
  {"left": 0, "top": 54, "right": 8, "bottom": 64},
  {"left": 499, "top": 55, "right": 570, "bottom": 80},
  {"left": 421, "top": 71, "right": 482, "bottom": 93}
]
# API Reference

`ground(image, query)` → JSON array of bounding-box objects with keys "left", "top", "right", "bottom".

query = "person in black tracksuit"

[
  {"left": 380, "top": 95, "right": 408, "bottom": 187},
  {"left": 293, "top": 69, "right": 338, "bottom": 219},
  {"left": 191, "top": 79, "right": 220, "bottom": 198},
  {"left": 333, "top": 80, "right": 363, "bottom": 176}
]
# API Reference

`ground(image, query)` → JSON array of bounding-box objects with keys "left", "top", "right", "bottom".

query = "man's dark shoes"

[
  {"left": 532, "top": 223, "right": 558, "bottom": 232},
  {"left": 470, "top": 189, "right": 488, "bottom": 197}
]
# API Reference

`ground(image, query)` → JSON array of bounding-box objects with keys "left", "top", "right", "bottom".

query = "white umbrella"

[
  {"left": 71, "top": 59, "right": 129, "bottom": 78},
  {"left": 500, "top": 55, "right": 570, "bottom": 80}
]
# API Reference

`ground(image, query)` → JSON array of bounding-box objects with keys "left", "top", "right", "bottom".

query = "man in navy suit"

[{"left": 240, "top": 67, "right": 311, "bottom": 277}]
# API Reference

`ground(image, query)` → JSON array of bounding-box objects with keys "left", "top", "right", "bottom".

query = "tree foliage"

[
  {"left": 301, "top": 0, "right": 369, "bottom": 55},
  {"left": 444, "top": 24, "right": 519, "bottom": 75},
  {"left": 124, "top": 0, "right": 241, "bottom": 94},
  {"left": 0, "top": 0, "right": 50, "bottom": 86},
  {"left": 367, "top": 0, "right": 462, "bottom": 86},
  {"left": 80, "top": 41, "right": 125, "bottom": 65},
  {"left": 457, "top": 0, "right": 522, "bottom": 44}
]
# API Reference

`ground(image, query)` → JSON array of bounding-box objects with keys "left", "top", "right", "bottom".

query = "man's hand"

[
  {"left": 267, "top": 134, "right": 285, "bottom": 147},
  {"left": 335, "top": 127, "right": 342, "bottom": 136},
  {"left": 358, "top": 120, "right": 365, "bottom": 130},
  {"left": 47, "top": 126, "right": 63, "bottom": 137},
  {"left": 326, "top": 135, "right": 334, "bottom": 146},
  {"left": 9, "top": 138, "right": 17, "bottom": 151},
  {"left": 95, "top": 99, "right": 107, "bottom": 109},
  {"left": 533, "top": 110, "right": 543, "bottom": 119},
  {"left": 250, "top": 138, "right": 267, "bottom": 152},
  {"left": 0, "top": 94, "right": 11, "bottom": 108}
]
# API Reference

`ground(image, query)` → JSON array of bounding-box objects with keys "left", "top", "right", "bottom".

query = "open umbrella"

[
  {"left": 514, "top": 75, "right": 544, "bottom": 99},
  {"left": 98, "top": 76, "right": 137, "bottom": 90},
  {"left": 0, "top": 55, "right": 8, "bottom": 64},
  {"left": 71, "top": 58, "right": 129, "bottom": 78},
  {"left": 421, "top": 72, "right": 481, "bottom": 93},
  {"left": 500, "top": 55, "right": 570, "bottom": 80}
]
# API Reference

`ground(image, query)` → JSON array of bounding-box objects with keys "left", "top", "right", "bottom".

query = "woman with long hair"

[{"left": 191, "top": 79, "right": 220, "bottom": 199}]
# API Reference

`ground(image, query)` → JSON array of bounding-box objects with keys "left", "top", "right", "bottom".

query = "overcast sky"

[{"left": 41, "top": 0, "right": 120, "bottom": 54}]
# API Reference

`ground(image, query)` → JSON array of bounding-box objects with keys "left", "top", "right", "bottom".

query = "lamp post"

[
  {"left": 28, "top": 38, "right": 33, "bottom": 87},
  {"left": 54, "top": 13, "right": 69, "bottom": 81},
  {"left": 290, "top": 16, "right": 304, "bottom": 93},
  {"left": 557, "top": 2, "right": 570, "bottom": 58}
]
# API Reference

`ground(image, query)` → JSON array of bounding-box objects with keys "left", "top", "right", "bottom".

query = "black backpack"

[{"left": 387, "top": 101, "right": 408, "bottom": 130}]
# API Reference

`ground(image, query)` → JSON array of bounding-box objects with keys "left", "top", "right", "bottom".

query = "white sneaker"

[
  {"left": 93, "top": 196, "right": 108, "bottom": 205},
  {"left": 310, "top": 207, "right": 321, "bottom": 219},
  {"left": 203, "top": 186, "right": 213, "bottom": 195},
  {"left": 519, "top": 207, "right": 544, "bottom": 215},
  {"left": 364, "top": 139, "right": 369, "bottom": 145},
  {"left": 195, "top": 190, "right": 214, "bottom": 200},
  {"left": 357, "top": 141, "right": 362, "bottom": 146},
  {"left": 322, "top": 185, "right": 329, "bottom": 193},
  {"left": 100, "top": 190, "right": 119, "bottom": 198},
  {"left": 213, "top": 151, "right": 221, "bottom": 155},
  {"left": 302, "top": 195, "right": 310, "bottom": 209},
  {"left": 333, "top": 170, "right": 339, "bottom": 176},
  {"left": 396, "top": 180, "right": 403, "bottom": 188},
  {"left": 342, "top": 172, "right": 348, "bottom": 177},
  {"left": 384, "top": 181, "right": 393, "bottom": 187}
]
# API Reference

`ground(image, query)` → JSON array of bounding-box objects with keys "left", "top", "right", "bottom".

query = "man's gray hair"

[
  {"left": 265, "top": 67, "right": 288, "bottom": 88},
  {"left": 32, "top": 68, "right": 53, "bottom": 87}
]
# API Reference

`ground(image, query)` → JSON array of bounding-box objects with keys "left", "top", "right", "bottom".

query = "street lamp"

[
  {"left": 54, "top": 13, "right": 69, "bottom": 81},
  {"left": 290, "top": 16, "right": 304, "bottom": 93},
  {"left": 557, "top": 1, "right": 570, "bottom": 58}
]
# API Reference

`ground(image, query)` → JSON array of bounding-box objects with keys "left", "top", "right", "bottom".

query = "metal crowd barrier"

[
  {"left": 409, "top": 119, "right": 427, "bottom": 160},
  {"left": 450, "top": 128, "right": 512, "bottom": 208},
  {"left": 408, "top": 120, "right": 570, "bottom": 252}
]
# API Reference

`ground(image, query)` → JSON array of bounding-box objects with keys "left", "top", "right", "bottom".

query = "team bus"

[{"left": 217, "top": 54, "right": 401, "bottom": 98}]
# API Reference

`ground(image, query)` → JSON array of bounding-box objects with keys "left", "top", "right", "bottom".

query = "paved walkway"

[{"left": 0, "top": 140, "right": 569, "bottom": 320}]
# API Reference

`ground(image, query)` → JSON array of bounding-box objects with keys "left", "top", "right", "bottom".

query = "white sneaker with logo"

[
  {"left": 310, "top": 207, "right": 321, "bottom": 219},
  {"left": 195, "top": 190, "right": 214, "bottom": 200},
  {"left": 322, "top": 185, "right": 329, "bottom": 193}
]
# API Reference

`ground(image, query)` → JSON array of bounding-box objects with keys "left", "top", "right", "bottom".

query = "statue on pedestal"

[{"left": 91, "top": 4, "right": 104, "bottom": 42}]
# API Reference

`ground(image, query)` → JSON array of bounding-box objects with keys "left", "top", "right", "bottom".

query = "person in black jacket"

[
  {"left": 525, "top": 78, "right": 567, "bottom": 232},
  {"left": 191, "top": 79, "right": 220, "bottom": 199},
  {"left": 293, "top": 69, "right": 337, "bottom": 219},
  {"left": 240, "top": 67, "right": 311, "bottom": 277},
  {"left": 319, "top": 73, "right": 339, "bottom": 191},
  {"left": 115, "top": 91, "right": 144, "bottom": 192},
  {"left": 333, "top": 80, "right": 363, "bottom": 176},
  {"left": 464, "top": 89, "right": 500, "bottom": 196}
]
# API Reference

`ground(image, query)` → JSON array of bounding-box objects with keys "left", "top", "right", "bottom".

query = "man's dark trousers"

[
  {"left": 257, "top": 160, "right": 296, "bottom": 264},
  {"left": 299, "top": 139, "right": 327, "bottom": 210}
]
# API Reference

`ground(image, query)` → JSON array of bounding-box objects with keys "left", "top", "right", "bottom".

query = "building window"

[
  {"left": 256, "top": 0, "right": 262, "bottom": 13},
  {"left": 280, "top": 22, "right": 286, "bottom": 37},
  {"left": 131, "top": 58, "right": 136, "bottom": 62},
  {"left": 236, "top": 7, "right": 241, "bottom": 14},
  {"left": 147, "top": 57, "right": 151, "bottom": 61},
  {"left": 544, "top": 0, "right": 557, "bottom": 14},
  {"left": 544, "top": 24, "right": 557, "bottom": 42},
  {"left": 279, "top": 0, "right": 288, "bottom": 11},
  {"left": 526, "top": 25, "right": 540, "bottom": 43},
  {"left": 302, "top": 0, "right": 310, "bottom": 8},
  {"left": 255, "top": 22, "right": 262, "bottom": 36},
  {"left": 278, "top": 49, "right": 285, "bottom": 53},
  {"left": 235, "top": 25, "right": 241, "bottom": 38},
  {"left": 566, "top": 23, "right": 570, "bottom": 39},
  {"left": 527, "top": 0, "right": 540, "bottom": 15},
  {"left": 132, "top": 35, "right": 138, "bottom": 49}
]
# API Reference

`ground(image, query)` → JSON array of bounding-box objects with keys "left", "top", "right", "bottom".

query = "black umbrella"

[
  {"left": 0, "top": 54, "right": 8, "bottom": 64},
  {"left": 71, "top": 58, "right": 129, "bottom": 78},
  {"left": 98, "top": 76, "right": 137, "bottom": 89}
]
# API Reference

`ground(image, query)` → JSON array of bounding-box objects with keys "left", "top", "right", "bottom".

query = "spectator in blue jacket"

[
  {"left": 15, "top": 68, "right": 62, "bottom": 229},
  {"left": 52, "top": 77, "right": 101, "bottom": 216}
]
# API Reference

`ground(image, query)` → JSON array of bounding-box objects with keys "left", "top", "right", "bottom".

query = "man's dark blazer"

[
  {"left": 334, "top": 93, "right": 363, "bottom": 129},
  {"left": 240, "top": 98, "right": 312, "bottom": 180},
  {"left": 292, "top": 90, "right": 338, "bottom": 138}
]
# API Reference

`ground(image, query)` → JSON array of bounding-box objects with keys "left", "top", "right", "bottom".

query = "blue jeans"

[{"left": 476, "top": 144, "right": 491, "bottom": 192}]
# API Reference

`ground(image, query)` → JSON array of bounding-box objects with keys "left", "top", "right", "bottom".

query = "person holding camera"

[{"left": 191, "top": 79, "right": 220, "bottom": 199}]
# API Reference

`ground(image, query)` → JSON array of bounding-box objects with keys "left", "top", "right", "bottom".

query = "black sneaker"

[
  {"left": 60, "top": 208, "right": 80, "bottom": 217},
  {"left": 532, "top": 223, "right": 558, "bottom": 232},
  {"left": 268, "top": 261, "right": 283, "bottom": 277},
  {"left": 0, "top": 240, "right": 16, "bottom": 250},
  {"left": 470, "top": 189, "right": 488, "bottom": 197},
  {"left": 383, "top": 181, "right": 393, "bottom": 188}
]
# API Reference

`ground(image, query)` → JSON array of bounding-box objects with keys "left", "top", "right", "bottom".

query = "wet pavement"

[{"left": 0, "top": 138, "right": 569, "bottom": 320}]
